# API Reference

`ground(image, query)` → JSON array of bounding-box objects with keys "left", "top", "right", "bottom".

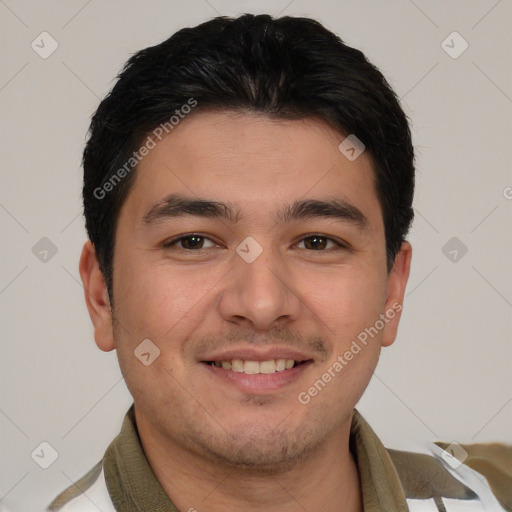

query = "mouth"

[
  {"left": 200, "top": 358, "right": 314, "bottom": 394},
  {"left": 202, "top": 358, "right": 310, "bottom": 374}
]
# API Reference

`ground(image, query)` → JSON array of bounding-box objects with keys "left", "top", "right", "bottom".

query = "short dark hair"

[{"left": 83, "top": 14, "right": 414, "bottom": 303}]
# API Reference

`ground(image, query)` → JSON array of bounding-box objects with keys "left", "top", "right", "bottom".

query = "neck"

[{"left": 136, "top": 411, "right": 363, "bottom": 512}]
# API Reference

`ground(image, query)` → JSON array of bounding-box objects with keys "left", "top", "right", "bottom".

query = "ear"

[
  {"left": 381, "top": 241, "right": 412, "bottom": 348},
  {"left": 78, "top": 240, "right": 115, "bottom": 352}
]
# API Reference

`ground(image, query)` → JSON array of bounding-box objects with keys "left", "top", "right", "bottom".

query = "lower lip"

[{"left": 201, "top": 362, "right": 313, "bottom": 394}]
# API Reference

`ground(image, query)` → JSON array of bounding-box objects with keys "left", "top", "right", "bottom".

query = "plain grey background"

[{"left": 1, "top": 1, "right": 511, "bottom": 510}]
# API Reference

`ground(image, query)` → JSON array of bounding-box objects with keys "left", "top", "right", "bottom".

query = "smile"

[
  {"left": 204, "top": 358, "right": 309, "bottom": 374},
  {"left": 201, "top": 359, "right": 314, "bottom": 393}
]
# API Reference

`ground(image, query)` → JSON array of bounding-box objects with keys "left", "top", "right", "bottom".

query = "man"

[{"left": 49, "top": 13, "right": 510, "bottom": 512}]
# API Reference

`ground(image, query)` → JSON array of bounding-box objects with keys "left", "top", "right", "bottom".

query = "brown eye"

[
  {"left": 298, "top": 235, "right": 343, "bottom": 250},
  {"left": 164, "top": 235, "right": 216, "bottom": 250}
]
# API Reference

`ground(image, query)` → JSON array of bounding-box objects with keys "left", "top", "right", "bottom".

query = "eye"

[
  {"left": 163, "top": 234, "right": 217, "bottom": 250},
  {"left": 296, "top": 235, "right": 346, "bottom": 251},
  {"left": 162, "top": 234, "right": 347, "bottom": 252}
]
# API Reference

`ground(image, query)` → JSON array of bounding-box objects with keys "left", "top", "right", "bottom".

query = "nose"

[{"left": 218, "top": 241, "right": 303, "bottom": 331}]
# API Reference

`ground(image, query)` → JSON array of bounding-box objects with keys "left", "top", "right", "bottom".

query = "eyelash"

[{"left": 162, "top": 234, "right": 348, "bottom": 251}]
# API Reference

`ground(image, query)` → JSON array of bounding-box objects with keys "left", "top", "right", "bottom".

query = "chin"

[{"left": 187, "top": 419, "right": 327, "bottom": 474}]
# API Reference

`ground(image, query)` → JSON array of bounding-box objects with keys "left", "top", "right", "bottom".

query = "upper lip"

[{"left": 199, "top": 346, "right": 314, "bottom": 363}]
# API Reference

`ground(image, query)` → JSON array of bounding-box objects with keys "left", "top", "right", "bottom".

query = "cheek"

[
  {"left": 303, "top": 265, "right": 387, "bottom": 338},
  {"left": 113, "top": 257, "right": 222, "bottom": 339}
]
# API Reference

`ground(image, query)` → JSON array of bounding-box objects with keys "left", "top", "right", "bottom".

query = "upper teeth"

[{"left": 211, "top": 359, "right": 296, "bottom": 374}]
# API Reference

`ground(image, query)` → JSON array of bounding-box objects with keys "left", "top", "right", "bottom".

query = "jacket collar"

[{"left": 103, "top": 405, "right": 409, "bottom": 511}]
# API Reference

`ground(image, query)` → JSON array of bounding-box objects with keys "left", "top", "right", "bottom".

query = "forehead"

[{"left": 120, "top": 110, "right": 382, "bottom": 230}]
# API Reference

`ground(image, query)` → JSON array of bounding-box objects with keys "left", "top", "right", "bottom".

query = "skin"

[{"left": 80, "top": 110, "right": 412, "bottom": 512}]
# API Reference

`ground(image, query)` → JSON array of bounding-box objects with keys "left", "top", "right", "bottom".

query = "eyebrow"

[{"left": 140, "top": 193, "right": 369, "bottom": 230}]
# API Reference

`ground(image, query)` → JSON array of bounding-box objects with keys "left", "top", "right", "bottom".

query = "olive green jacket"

[{"left": 48, "top": 405, "right": 512, "bottom": 511}]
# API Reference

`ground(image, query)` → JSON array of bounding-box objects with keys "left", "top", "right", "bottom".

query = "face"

[{"left": 81, "top": 110, "right": 411, "bottom": 471}]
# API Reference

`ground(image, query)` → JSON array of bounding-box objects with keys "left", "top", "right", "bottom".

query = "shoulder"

[
  {"left": 388, "top": 442, "right": 512, "bottom": 511},
  {"left": 47, "top": 461, "right": 115, "bottom": 512}
]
